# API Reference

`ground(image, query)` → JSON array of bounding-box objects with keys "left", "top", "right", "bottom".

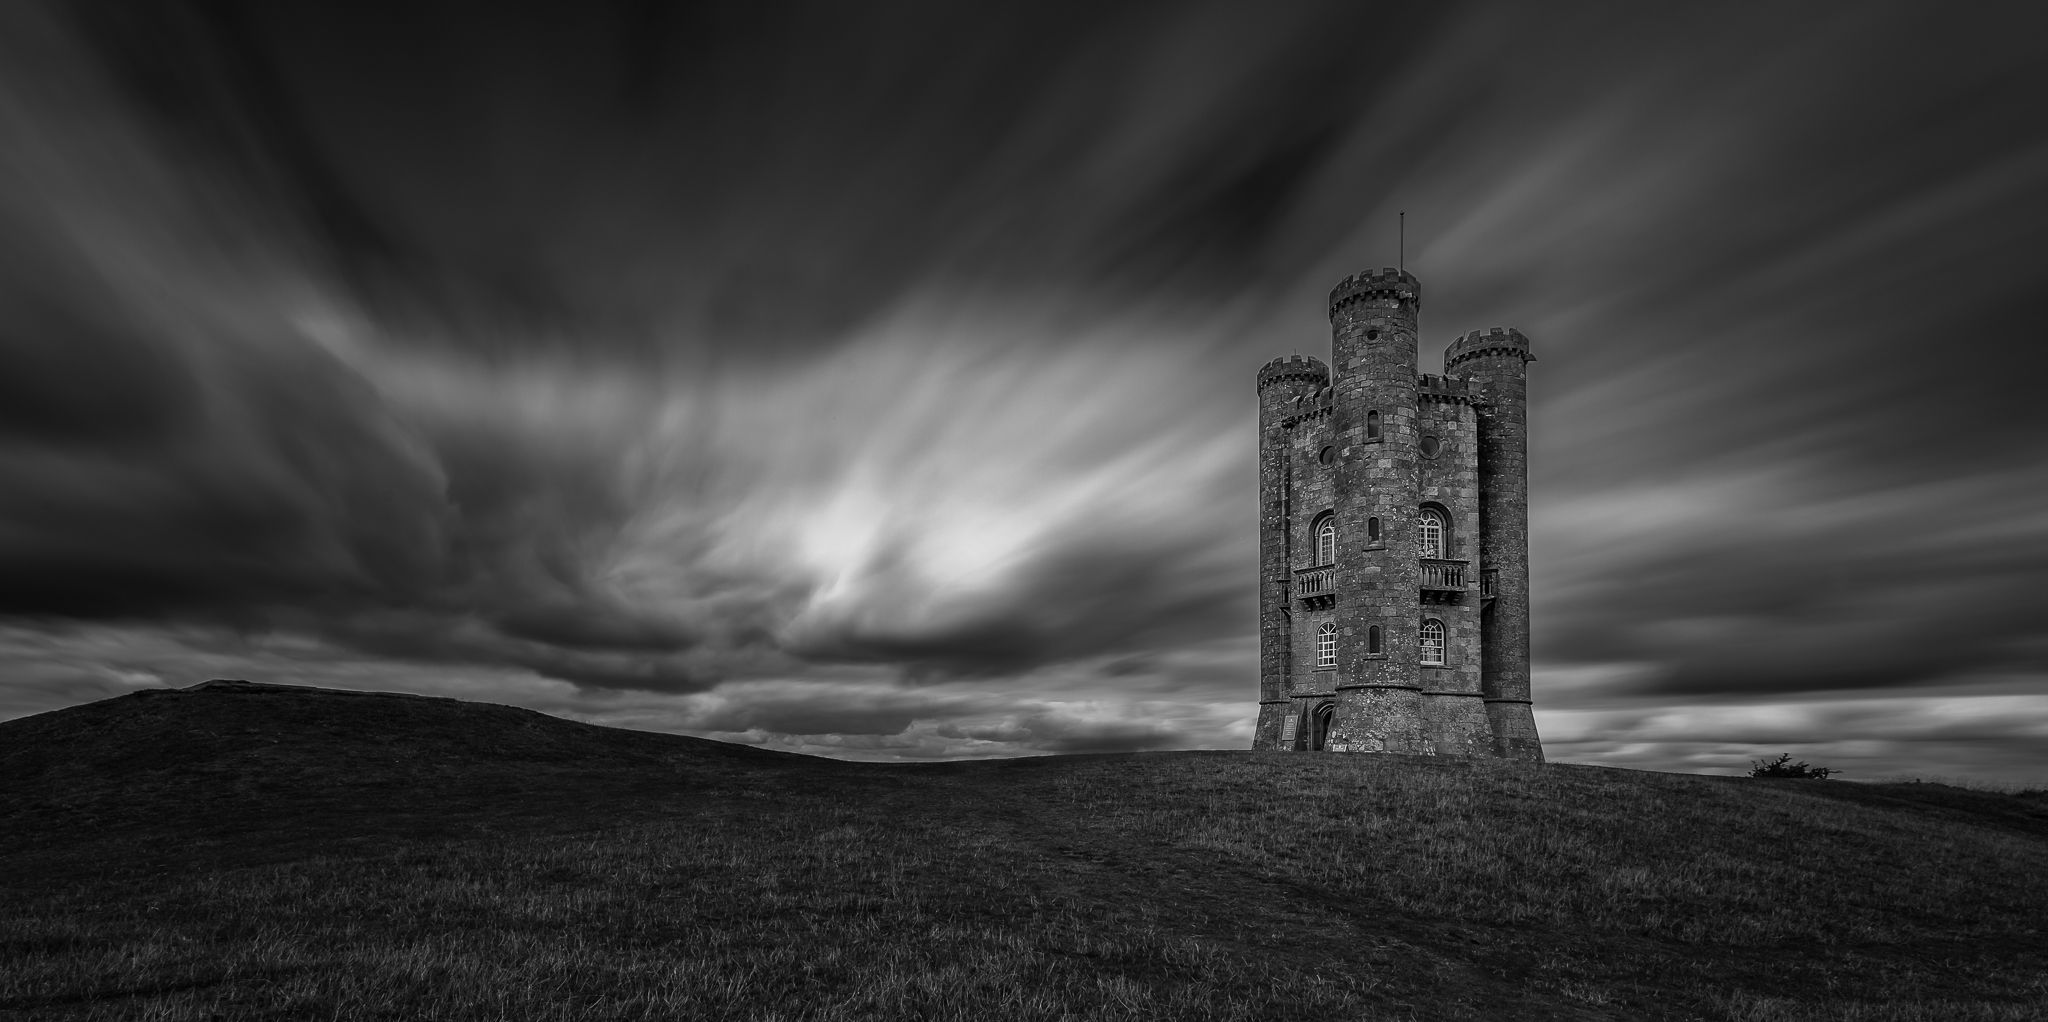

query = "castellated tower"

[{"left": 1253, "top": 270, "right": 1542, "bottom": 761}]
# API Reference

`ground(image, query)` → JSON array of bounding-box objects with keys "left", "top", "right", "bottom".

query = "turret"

[
  {"left": 1256, "top": 355, "right": 1328, "bottom": 712},
  {"left": 1445, "top": 327, "right": 1542, "bottom": 761},
  {"left": 1326, "top": 269, "right": 1426, "bottom": 753},
  {"left": 1257, "top": 354, "right": 1330, "bottom": 399}
]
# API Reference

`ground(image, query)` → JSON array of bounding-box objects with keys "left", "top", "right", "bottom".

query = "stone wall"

[{"left": 1417, "top": 389, "right": 1490, "bottom": 756}]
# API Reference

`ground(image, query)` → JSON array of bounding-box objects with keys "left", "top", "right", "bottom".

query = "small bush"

[{"left": 1749, "top": 753, "right": 1837, "bottom": 779}]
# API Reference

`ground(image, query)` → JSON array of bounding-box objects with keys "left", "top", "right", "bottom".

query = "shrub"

[{"left": 1749, "top": 752, "right": 1837, "bottom": 779}]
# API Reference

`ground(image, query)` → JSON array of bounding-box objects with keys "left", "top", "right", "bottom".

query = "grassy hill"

[{"left": 2, "top": 682, "right": 2044, "bottom": 1021}]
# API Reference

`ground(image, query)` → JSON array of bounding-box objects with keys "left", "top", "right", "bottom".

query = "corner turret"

[
  {"left": 1445, "top": 326, "right": 1541, "bottom": 762},
  {"left": 1256, "top": 354, "right": 1328, "bottom": 713},
  {"left": 1444, "top": 327, "right": 1533, "bottom": 374},
  {"left": 1257, "top": 353, "right": 1330, "bottom": 393}
]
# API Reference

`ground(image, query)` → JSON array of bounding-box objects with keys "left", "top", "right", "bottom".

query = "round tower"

[
  {"left": 1445, "top": 327, "right": 1543, "bottom": 762},
  {"left": 1326, "top": 269, "right": 1426, "bottom": 754},
  {"left": 1255, "top": 354, "right": 1329, "bottom": 750}
]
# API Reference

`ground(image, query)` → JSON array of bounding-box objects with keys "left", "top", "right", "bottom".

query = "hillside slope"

[
  {"left": 0, "top": 679, "right": 817, "bottom": 872},
  {"left": 3, "top": 683, "right": 2044, "bottom": 1022}
]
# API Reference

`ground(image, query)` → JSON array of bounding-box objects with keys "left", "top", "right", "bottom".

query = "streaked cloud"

[{"left": 2, "top": 0, "right": 2044, "bottom": 784}]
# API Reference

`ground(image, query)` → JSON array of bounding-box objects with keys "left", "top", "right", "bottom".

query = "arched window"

[
  {"left": 1418, "top": 507, "right": 1446, "bottom": 558},
  {"left": 1366, "top": 410, "right": 1381, "bottom": 439},
  {"left": 1419, "top": 619, "right": 1446, "bottom": 665},
  {"left": 1367, "top": 516, "right": 1381, "bottom": 543},
  {"left": 1316, "top": 622, "right": 1337, "bottom": 668},
  {"left": 1316, "top": 517, "right": 1336, "bottom": 565},
  {"left": 1368, "top": 625, "right": 1382, "bottom": 655}
]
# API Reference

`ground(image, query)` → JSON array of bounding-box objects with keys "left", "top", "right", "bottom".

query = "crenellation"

[
  {"left": 1417, "top": 373, "right": 1479, "bottom": 404},
  {"left": 1444, "top": 327, "right": 1534, "bottom": 373},
  {"left": 1327, "top": 267, "right": 1423, "bottom": 320},
  {"left": 1258, "top": 354, "right": 1332, "bottom": 391}
]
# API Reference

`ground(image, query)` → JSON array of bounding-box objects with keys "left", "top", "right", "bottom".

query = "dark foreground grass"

[{"left": 2, "top": 685, "right": 2045, "bottom": 1021}]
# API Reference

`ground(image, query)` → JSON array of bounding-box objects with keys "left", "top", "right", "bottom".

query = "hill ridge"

[{"left": 171, "top": 676, "right": 467, "bottom": 701}]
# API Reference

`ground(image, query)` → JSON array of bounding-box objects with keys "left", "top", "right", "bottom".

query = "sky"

[{"left": 2, "top": 0, "right": 2045, "bottom": 785}]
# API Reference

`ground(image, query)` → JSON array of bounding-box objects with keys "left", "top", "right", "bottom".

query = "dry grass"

[{"left": 2, "top": 688, "right": 2044, "bottom": 1020}]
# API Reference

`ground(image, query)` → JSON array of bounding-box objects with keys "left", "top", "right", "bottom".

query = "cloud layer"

[{"left": 2, "top": 0, "right": 2045, "bottom": 782}]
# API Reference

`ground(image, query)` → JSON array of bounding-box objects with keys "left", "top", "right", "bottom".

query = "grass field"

[{"left": 3, "top": 682, "right": 2044, "bottom": 1021}]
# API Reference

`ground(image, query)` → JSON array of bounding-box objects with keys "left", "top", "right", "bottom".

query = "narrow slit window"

[
  {"left": 1367, "top": 516, "right": 1381, "bottom": 543},
  {"left": 1316, "top": 622, "right": 1337, "bottom": 668},
  {"left": 1366, "top": 410, "right": 1381, "bottom": 439},
  {"left": 1368, "top": 625, "right": 1382, "bottom": 655},
  {"left": 1419, "top": 619, "right": 1446, "bottom": 666}
]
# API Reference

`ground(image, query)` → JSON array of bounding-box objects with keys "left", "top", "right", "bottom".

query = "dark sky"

[{"left": 3, "top": 0, "right": 2045, "bottom": 783}]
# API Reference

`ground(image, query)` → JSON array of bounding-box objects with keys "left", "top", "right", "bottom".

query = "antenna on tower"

[{"left": 1398, "top": 211, "right": 1406, "bottom": 273}]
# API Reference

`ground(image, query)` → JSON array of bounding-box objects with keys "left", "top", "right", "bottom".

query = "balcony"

[
  {"left": 1295, "top": 565, "right": 1335, "bottom": 608},
  {"left": 1421, "top": 559, "right": 1469, "bottom": 602}
]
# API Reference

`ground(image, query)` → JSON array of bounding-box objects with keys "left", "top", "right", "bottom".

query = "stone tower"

[{"left": 1252, "top": 269, "right": 1541, "bottom": 760}]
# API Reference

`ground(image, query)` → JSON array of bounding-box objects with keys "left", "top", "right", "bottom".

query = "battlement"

[
  {"left": 1257, "top": 354, "right": 1330, "bottom": 391},
  {"left": 1328, "top": 268, "right": 1421, "bottom": 320},
  {"left": 1417, "top": 373, "right": 1477, "bottom": 404},
  {"left": 1444, "top": 327, "right": 1534, "bottom": 371},
  {"left": 1280, "top": 384, "right": 1333, "bottom": 426}
]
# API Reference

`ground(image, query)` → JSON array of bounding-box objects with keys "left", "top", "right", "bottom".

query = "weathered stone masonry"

[{"left": 1253, "top": 270, "right": 1542, "bottom": 761}]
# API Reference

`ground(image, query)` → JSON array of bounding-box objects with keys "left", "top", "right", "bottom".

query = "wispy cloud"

[{"left": 2, "top": 0, "right": 2045, "bottom": 781}]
